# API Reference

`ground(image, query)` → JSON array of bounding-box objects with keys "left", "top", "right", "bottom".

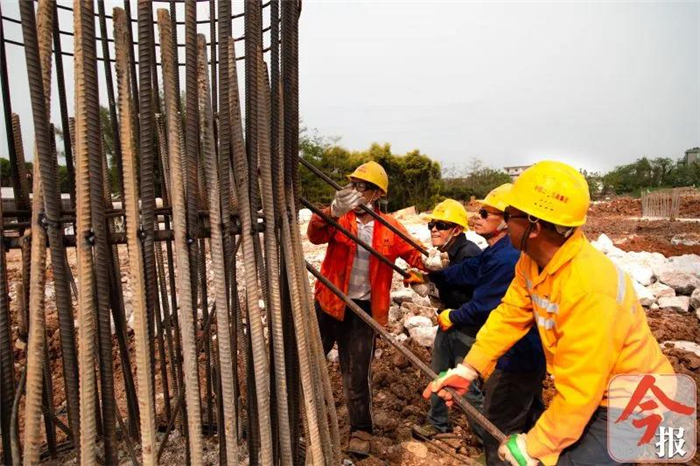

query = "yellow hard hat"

[
  {"left": 504, "top": 161, "right": 590, "bottom": 227},
  {"left": 347, "top": 161, "right": 389, "bottom": 194},
  {"left": 424, "top": 199, "right": 469, "bottom": 229},
  {"left": 478, "top": 183, "right": 512, "bottom": 212}
]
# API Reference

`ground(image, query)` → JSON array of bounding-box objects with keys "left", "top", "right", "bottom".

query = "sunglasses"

[
  {"left": 503, "top": 208, "right": 529, "bottom": 223},
  {"left": 478, "top": 209, "right": 504, "bottom": 220},
  {"left": 428, "top": 221, "right": 455, "bottom": 231},
  {"left": 351, "top": 181, "right": 377, "bottom": 192}
]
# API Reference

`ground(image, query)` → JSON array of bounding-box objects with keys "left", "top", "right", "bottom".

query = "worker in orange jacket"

[
  {"left": 423, "top": 161, "right": 674, "bottom": 465},
  {"left": 308, "top": 161, "right": 425, "bottom": 456}
]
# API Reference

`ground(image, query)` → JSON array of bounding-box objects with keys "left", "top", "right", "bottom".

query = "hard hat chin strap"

[
  {"left": 438, "top": 228, "right": 459, "bottom": 252},
  {"left": 519, "top": 216, "right": 539, "bottom": 253}
]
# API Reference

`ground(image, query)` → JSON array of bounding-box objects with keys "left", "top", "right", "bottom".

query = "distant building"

[
  {"left": 503, "top": 165, "right": 532, "bottom": 181},
  {"left": 683, "top": 147, "right": 699, "bottom": 166}
]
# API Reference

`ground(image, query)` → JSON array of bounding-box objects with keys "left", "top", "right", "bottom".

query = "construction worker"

[
  {"left": 307, "top": 161, "right": 426, "bottom": 456},
  {"left": 412, "top": 185, "right": 546, "bottom": 466},
  {"left": 423, "top": 162, "right": 674, "bottom": 466},
  {"left": 409, "top": 199, "right": 483, "bottom": 438}
]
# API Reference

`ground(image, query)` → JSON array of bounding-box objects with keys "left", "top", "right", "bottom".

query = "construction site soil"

[{"left": 7, "top": 192, "right": 700, "bottom": 465}]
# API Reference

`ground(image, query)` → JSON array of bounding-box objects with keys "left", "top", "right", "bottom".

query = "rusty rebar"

[
  {"left": 197, "top": 34, "right": 239, "bottom": 464},
  {"left": 115, "top": 8, "right": 158, "bottom": 463},
  {"left": 73, "top": 0, "right": 98, "bottom": 462},
  {"left": 158, "top": 9, "right": 203, "bottom": 464}
]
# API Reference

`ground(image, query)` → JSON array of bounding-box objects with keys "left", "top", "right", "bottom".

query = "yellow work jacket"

[{"left": 465, "top": 230, "right": 673, "bottom": 465}]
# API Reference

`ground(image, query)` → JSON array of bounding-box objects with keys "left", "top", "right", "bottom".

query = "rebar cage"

[{"left": 0, "top": 1, "right": 348, "bottom": 465}]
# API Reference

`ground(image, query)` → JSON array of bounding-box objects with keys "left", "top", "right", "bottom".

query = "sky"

[{"left": 0, "top": 1, "right": 698, "bottom": 175}]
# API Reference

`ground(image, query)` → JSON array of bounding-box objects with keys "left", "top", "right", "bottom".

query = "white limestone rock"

[
  {"left": 691, "top": 288, "right": 700, "bottom": 310},
  {"left": 403, "top": 315, "right": 433, "bottom": 330},
  {"left": 633, "top": 281, "right": 655, "bottom": 307},
  {"left": 657, "top": 296, "right": 691, "bottom": 313},
  {"left": 658, "top": 271, "right": 700, "bottom": 295},
  {"left": 662, "top": 341, "right": 700, "bottom": 358},
  {"left": 327, "top": 348, "right": 339, "bottom": 363},
  {"left": 408, "top": 325, "right": 438, "bottom": 347},
  {"left": 647, "top": 282, "right": 676, "bottom": 300},
  {"left": 612, "top": 257, "right": 655, "bottom": 286},
  {"left": 391, "top": 288, "right": 416, "bottom": 305}
]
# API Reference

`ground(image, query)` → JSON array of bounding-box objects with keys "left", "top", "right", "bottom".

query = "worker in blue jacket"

[{"left": 412, "top": 184, "right": 546, "bottom": 466}]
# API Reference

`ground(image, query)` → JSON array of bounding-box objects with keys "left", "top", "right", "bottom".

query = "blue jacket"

[{"left": 429, "top": 235, "right": 545, "bottom": 373}]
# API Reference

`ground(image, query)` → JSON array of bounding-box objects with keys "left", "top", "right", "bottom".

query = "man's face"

[
  {"left": 428, "top": 220, "right": 460, "bottom": 247},
  {"left": 504, "top": 206, "right": 530, "bottom": 250},
  {"left": 350, "top": 177, "right": 379, "bottom": 212},
  {"left": 474, "top": 206, "right": 504, "bottom": 237}
]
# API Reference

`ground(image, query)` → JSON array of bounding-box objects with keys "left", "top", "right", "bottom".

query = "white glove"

[
  {"left": 498, "top": 433, "right": 539, "bottom": 466},
  {"left": 422, "top": 248, "right": 450, "bottom": 271},
  {"left": 330, "top": 187, "right": 362, "bottom": 218}
]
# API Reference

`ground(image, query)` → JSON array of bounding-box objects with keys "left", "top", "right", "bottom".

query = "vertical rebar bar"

[
  {"left": 73, "top": 1, "right": 97, "bottom": 462},
  {"left": 158, "top": 9, "right": 204, "bottom": 465},
  {"left": 115, "top": 9, "right": 157, "bottom": 464},
  {"left": 19, "top": 0, "right": 60, "bottom": 462},
  {"left": 78, "top": 0, "right": 119, "bottom": 461},
  {"left": 97, "top": 0, "right": 125, "bottom": 200},
  {"left": 52, "top": 2, "right": 76, "bottom": 211},
  {"left": 197, "top": 34, "right": 239, "bottom": 465}
]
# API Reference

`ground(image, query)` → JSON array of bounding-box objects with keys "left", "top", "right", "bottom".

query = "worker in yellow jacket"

[{"left": 423, "top": 161, "right": 674, "bottom": 466}]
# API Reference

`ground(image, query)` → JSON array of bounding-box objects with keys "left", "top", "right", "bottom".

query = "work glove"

[
  {"left": 422, "top": 363, "right": 478, "bottom": 407},
  {"left": 422, "top": 248, "right": 450, "bottom": 271},
  {"left": 330, "top": 185, "right": 363, "bottom": 218},
  {"left": 403, "top": 268, "right": 426, "bottom": 287},
  {"left": 437, "top": 309, "right": 454, "bottom": 332},
  {"left": 498, "top": 433, "right": 539, "bottom": 466}
]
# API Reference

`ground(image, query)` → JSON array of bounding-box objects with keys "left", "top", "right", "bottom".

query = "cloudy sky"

[
  {"left": 1, "top": 1, "right": 698, "bottom": 174},
  {"left": 298, "top": 1, "right": 699, "bottom": 173}
]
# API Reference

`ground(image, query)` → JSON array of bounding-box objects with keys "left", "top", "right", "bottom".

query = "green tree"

[{"left": 299, "top": 130, "right": 442, "bottom": 212}]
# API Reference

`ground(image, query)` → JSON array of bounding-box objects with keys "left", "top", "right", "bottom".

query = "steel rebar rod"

[
  {"left": 227, "top": 28, "right": 274, "bottom": 465},
  {"left": 184, "top": 0, "right": 202, "bottom": 318},
  {"left": 197, "top": 34, "right": 239, "bottom": 465},
  {"left": 52, "top": 2, "right": 76, "bottom": 210},
  {"left": 73, "top": 0, "right": 98, "bottom": 462},
  {"left": 9, "top": 115, "right": 31, "bottom": 214},
  {"left": 306, "top": 261, "right": 508, "bottom": 444},
  {"left": 115, "top": 9, "right": 158, "bottom": 463},
  {"left": 21, "top": 1, "right": 85, "bottom": 462},
  {"left": 156, "top": 302, "right": 218, "bottom": 462},
  {"left": 299, "top": 157, "right": 430, "bottom": 256},
  {"left": 257, "top": 47, "right": 293, "bottom": 465},
  {"left": 78, "top": 0, "right": 121, "bottom": 461},
  {"left": 0, "top": 112, "right": 15, "bottom": 466},
  {"left": 158, "top": 9, "right": 203, "bottom": 464},
  {"left": 10, "top": 366, "right": 26, "bottom": 466},
  {"left": 138, "top": 2, "right": 163, "bottom": 433},
  {"left": 281, "top": 2, "right": 339, "bottom": 462},
  {"left": 97, "top": 0, "right": 125, "bottom": 199}
]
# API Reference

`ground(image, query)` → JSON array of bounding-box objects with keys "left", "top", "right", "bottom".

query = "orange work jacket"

[{"left": 307, "top": 207, "right": 425, "bottom": 326}]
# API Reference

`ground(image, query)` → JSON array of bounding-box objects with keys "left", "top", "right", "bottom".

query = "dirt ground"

[{"left": 6, "top": 191, "right": 700, "bottom": 465}]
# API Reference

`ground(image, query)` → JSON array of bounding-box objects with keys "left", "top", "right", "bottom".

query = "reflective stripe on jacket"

[
  {"left": 464, "top": 229, "right": 673, "bottom": 465},
  {"left": 307, "top": 207, "right": 425, "bottom": 326}
]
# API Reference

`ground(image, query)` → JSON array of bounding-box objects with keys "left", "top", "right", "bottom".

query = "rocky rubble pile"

[{"left": 591, "top": 234, "right": 700, "bottom": 315}]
